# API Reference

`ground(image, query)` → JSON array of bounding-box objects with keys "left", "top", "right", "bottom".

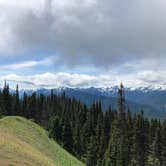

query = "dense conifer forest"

[{"left": 0, "top": 82, "right": 166, "bottom": 166}]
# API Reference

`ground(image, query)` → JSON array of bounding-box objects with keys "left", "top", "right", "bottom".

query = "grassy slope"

[{"left": 0, "top": 116, "right": 85, "bottom": 166}]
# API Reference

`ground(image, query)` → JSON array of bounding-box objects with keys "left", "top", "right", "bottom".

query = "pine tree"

[
  {"left": 126, "top": 108, "right": 133, "bottom": 164},
  {"left": 95, "top": 112, "right": 104, "bottom": 166},
  {"left": 102, "top": 108, "right": 113, "bottom": 152},
  {"left": 116, "top": 83, "right": 130, "bottom": 166},
  {"left": 28, "top": 92, "right": 37, "bottom": 119},
  {"left": 153, "top": 127, "right": 162, "bottom": 164},
  {"left": 62, "top": 117, "right": 74, "bottom": 153},
  {"left": 22, "top": 92, "right": 28, "bottom": 117},
  {"left": 36, "top": 94, "right": 44, "bottom": 123},
  {"left": 102, "top": 127, "right": 117, "bottom": 166},
  {"left": 161, "top": 125, "right": 166, "bottom": 165},
  {"left": 131, "top": 112, "right": 149, "bottom": 166},
  {"left": 86, "top": 136, "right": 98, "bottom": 166},
  {"left": 13, "top": 84, "right": 20, "bottom": 116},
  {"left": 103, "top": 83, "right": 130, "bottom": 166},
  {"left": 2, "top": 82, "right": 12, "bottom": 115},
  {"left": 48, "top": 116, "right": 61, "bottom": 141},
  {"left": 118, "top": 83, "right": 126, "bottom": 115},
  {"left": 73, "top": 124, "right": 82, "bottom": 159},
  {"left": 80, "top": 110, "right": 94, "bottom": 157}
]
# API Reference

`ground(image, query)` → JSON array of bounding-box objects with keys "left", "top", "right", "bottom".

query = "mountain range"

[{"left": 16, "top": 86, "right": 166, "bottom": 119}]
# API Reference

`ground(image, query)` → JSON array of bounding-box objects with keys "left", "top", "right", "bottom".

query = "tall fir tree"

[
  {"left": 13, "top": 84, "right": 20, "bottom": 116},
  {"left": 86, "top": 136, "right": 98, "bottom": 166},
  {"left": 148, "top": 127, "right": 162, "bottom": 165},
  {"left": 2, "top": 82, "right": 12, "bottom": 115},
  {"left": 62, "top": 117, "right": 74, "bottom": 154},
  {"left": 103, "top": 83, "right": 130, "bottom": 166}
]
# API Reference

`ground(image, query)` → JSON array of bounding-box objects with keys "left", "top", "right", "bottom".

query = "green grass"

[{"left": 0, "top": 116, "right": 85, "bottom": 166}]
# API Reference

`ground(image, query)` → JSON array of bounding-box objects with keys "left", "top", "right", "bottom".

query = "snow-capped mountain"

[
  {"left": 3, "top": 79, "right": 166, "bottom": 119},
  {"left": 13, "top": 85, "right": 166, "bottom": 119}
]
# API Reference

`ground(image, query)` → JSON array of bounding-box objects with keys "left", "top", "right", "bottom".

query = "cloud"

[
  {"left": 1, "top": 69, "right": 166, "bottom": 89},
  {"left": 0, "top": 56, "right": 54, "bottom": 70},
  {"left": 0, "top": 61, "right": 39, "bottom": 70},
  {"left": 0, "top": 72, "right": 116, "bottom": 88},
  {"left": 0, "top": 0, "right": 166, "bottom": 68}
]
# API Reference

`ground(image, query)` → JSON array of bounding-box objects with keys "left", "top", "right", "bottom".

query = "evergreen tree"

[
  {"left": 2, "top": 82, "right": 12, "bottom": 115},
  {"left": 62, "top": 117, "right": 74, "bottom": 153},
  {"left": 149, "top": 127, "right": 162, "bottom": 165},
  {"left": 13, "top": 84, "right": 20, "bottom": 116},
  {"left": 22, "top": 92, "right": 28, "bottom": 118},
  {"left": 80, "top": 110, "right": 94, "bottom": 157},
  {"left": 103, "top": 83, "right": 130, "bottom": 166},
  {"left": 28, "top": 92, "right": 37, "bottom": 119},
  {"left": 95, "top": 112, "right": 104, "bottom": 166},
  {"left": 48, "top": 116, "right": 61, "bottom": 141},
  {"left": 86, "top": 137, "right": 98, "bottom": 166},
  {"left": 73, "top": 124, "right": 82, "bottom": 159},
  {"left": 161, "top": 125, "right": 166, "bottom": 165},
  {"left": 131, "top": 112, "right": 149, "bottom": 166}
]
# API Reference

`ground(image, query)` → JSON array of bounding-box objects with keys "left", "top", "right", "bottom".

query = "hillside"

[{"left": 0, "top": 116, "right": 85, "bottom": 166}]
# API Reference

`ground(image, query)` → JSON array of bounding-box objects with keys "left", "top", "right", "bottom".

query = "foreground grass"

[{"left": 0, "top": 116, "right": 85, "bottom": 166}]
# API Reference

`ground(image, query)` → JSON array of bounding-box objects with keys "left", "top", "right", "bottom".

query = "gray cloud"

[{"left": 0, "top": 0, "right": 166, "bottom": 68}]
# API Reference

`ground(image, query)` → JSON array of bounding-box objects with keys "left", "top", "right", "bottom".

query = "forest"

[{"left": 0, "top": 82, "right": 166, "bottom": 166}]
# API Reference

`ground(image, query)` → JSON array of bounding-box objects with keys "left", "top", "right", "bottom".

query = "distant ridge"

[{"left": 1, "top": 80, "right": 166, "bottom": 119}]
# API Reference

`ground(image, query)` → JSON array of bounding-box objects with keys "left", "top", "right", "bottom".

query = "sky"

[{"left": 0, "top": 0, "right": 166, "bottom": 89}]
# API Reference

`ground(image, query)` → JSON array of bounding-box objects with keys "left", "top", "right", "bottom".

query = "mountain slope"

[{"left": 0, "top": 116, "right": 85, "bottom": 166}]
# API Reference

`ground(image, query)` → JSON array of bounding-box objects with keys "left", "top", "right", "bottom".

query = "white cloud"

[
  {"left": 0, "top": 56, "right": 54, "bottom": 70},
  {"left": 0, "top": 72, "right": 116, "bottom": 89},
  {"left": 1, "top": 70, "right": 166, "bottom": 89},
  {"left": 0, "top": 61, "right": 38, "bottom": 70}
]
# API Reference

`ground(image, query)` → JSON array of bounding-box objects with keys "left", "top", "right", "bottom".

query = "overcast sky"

[{"left": 0, "top": 0, "right": 166, "bottom": 88}]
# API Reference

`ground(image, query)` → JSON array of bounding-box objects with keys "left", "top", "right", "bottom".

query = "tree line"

[{"left": 0, "top": 82, "right": 166, "bottom": 166}]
